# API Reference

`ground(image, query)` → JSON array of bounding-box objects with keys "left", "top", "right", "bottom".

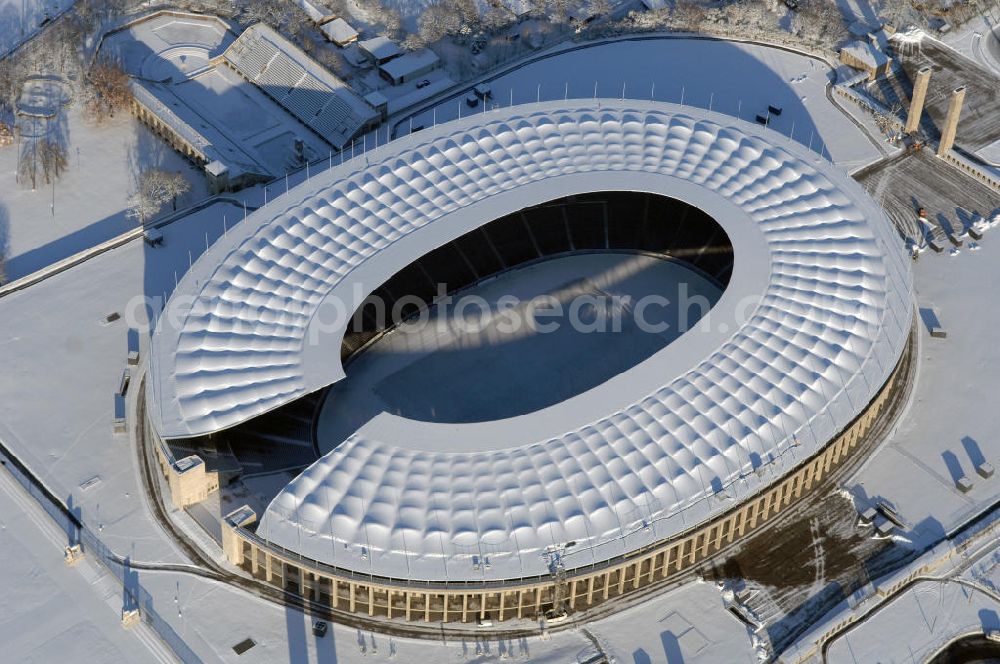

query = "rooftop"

[
  {"left": 841, "top": 40, "right": 891, "bottom": 69},
  {"left": 378, "top": 49, "right": 439, "bottom": 80},
  {"left": 148, "top": 101, "right": 912, "bottom": 581},
  {"left": 358, "top": 35, "right": 403, "bottom": 61},
  {"left": 320, "top": 17, "right": 358, "bottom": 45}
]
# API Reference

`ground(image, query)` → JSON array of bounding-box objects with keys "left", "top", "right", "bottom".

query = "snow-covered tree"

[
  {"left": 126, "top": 170, "right": 190, "bottom": 224},
  {"left": 792, "top": 0, "right": 848, "bottom": 44},
  {"left": 368, "top": 1, "right": 404, "bottom": 39}
]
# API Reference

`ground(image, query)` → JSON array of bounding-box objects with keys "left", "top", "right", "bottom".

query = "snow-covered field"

[
  {"left": 319, "top": 253, "right": 722, "bottom": 433},
  {"left": 0, "top": 105, "right": 208, "bottom": 281}
]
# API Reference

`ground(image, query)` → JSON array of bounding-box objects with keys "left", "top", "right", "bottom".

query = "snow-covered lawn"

[{"left": 0, "top": 105, "right": 208, "bottom": 281}]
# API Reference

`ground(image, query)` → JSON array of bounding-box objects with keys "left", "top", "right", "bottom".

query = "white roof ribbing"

[{"left": 149, "top": 101, "right": 913, "bottom": 581}]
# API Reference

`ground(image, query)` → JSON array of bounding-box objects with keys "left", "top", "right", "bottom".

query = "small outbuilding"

[
  {"left": 378, "top": 49, "right": 440, "bottom": 85},
  {"left": 359, "top": 36, "right": 403, "bottom": 65},
  {"left": 839, "top": 41, "right": 892, "bottom": 81},
  {"left": 319, "top": 17, "right": 358, "bottom": 46}
]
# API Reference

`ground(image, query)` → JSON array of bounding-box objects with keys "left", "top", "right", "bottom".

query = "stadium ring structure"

[{"left": 146, "top": 100, "right": 914, "bottom": 623}]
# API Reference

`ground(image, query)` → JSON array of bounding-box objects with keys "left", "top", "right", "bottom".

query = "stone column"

[
  {"left": 905, "top": 66, "right": 932, "bottom": 134},
  {"left": 938, "top": 86, "right": 966, "bottom": 156}
]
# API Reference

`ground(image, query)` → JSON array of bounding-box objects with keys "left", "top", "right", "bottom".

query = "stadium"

[{"left": 146, "top": 100, "right": 914, "bottom": 623}]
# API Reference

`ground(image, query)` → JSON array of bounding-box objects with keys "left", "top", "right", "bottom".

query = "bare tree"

[
  {"left": 672, "top": 0, "right": 708, "bottom": 32},
  {"left": 18, "top": 138, "right": 38, "bottom": 191},
  {"left": 164, "top": 170, "right": 191, "bottom": 211},
  {"left": 38, "top": 139, "right": 68, "bottom": 184},
  {"left": 85, "top": 60, "right": 132, "bottom": 122}
]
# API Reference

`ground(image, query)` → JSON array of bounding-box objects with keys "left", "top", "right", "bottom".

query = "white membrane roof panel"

[{"left": 149, "top": 101, "right": 913, "bottom": 581}]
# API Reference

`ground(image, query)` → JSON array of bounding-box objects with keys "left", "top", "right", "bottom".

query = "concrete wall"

[{"left": 152, "top": 441, "right": 219, "bottom": 508}]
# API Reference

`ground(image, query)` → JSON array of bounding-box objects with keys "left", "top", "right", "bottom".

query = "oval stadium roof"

[{"left": 149, "top": 101, "right": 913, "bottom": 581}]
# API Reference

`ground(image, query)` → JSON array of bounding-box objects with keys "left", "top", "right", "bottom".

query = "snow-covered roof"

[
  {"left": 149, "top": 101, "right": 913, "bottom": 581},
  {"left": 319, "top": 17, "right": 358, "bottom": 45},
  {"left": 498, "top": 0, "right": 533, "bottom": 16},
  {"left": 363, "top": 90, "right": 388, "bottom": 107},
  {"left": 358, "top": 36, "right": 402, "bottom": 61},
  {"left": 223, "top": 23, "right": 376, "bottom": 149},
  {"left": 841, "top": 41, "right": 891, "bottom": 70},
  {"left": 378, "top": 49, "right": 439, "bottom": 81},
  {"left": 291, "top": 0, "right": 332, "bottom": 23}
]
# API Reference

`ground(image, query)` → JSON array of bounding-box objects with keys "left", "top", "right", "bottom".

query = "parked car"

[
  {"left": 466, "top": 94, "right": 479, "bottom": 108},
  {"left": 416, "top": 79, "right": 431, "bottom": 89}
]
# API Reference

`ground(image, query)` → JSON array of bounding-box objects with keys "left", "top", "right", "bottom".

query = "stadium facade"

[{"left": 147, "top": 101, "right": 914, "bottom": 621}]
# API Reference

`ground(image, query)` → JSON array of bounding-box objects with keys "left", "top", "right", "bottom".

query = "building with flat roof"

[
  {"left": 840, "top": 41, "right": 892, "bottom": 80},
  {"left": 358, "top": 36, "right": 403, "bottom": 65},
  {"left": 319, "top": 17, "right": 358, "bottom": 46},
  {"left": 378, "top": 48, "right": 439, "bottom": 85}
]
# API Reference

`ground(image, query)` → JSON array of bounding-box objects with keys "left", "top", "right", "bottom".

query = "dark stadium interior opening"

[{"left": 313, "top": 191, "right": 735, "bottom": 434}]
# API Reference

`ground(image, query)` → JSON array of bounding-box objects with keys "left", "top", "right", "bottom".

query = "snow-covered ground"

[
  {"left": 0, "top": 470, "right": 162, "bottom": 663},
  {"left": 398, "top": 36, "right": 885, "bottom": 170},
  {"left": 0, "top": 104, "right": 208, "bottom": 282},
  {"left": 851, "top": 233, "right": 1000, "bottom": 549},
  {"left": 939, "top": 10, "right": 1000, "bottom": 76},
  {"left": 0, "top": 198, "right": 240, "bottom": 562},
  {"left": 0, "top": 0, "right": 74, "bottom": 56}
]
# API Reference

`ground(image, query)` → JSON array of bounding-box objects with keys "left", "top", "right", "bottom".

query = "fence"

[{"left": 0, "top": 437, "right": 201, "bottom": 663}]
